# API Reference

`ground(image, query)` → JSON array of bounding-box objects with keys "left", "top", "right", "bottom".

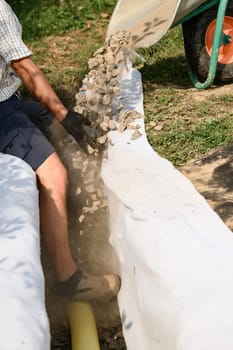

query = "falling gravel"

[
  {"left": 74, "top": 30, "right": 144, "bottom": 152},
  {"left": 50, "top": 30, "right": 144, "bottom": 349}
]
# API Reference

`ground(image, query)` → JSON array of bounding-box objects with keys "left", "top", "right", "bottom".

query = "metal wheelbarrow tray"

[{"left": 107, "top": 0, "right": 233, "bottom": 89}]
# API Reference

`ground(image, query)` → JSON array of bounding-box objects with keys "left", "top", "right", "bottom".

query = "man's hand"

[{"left": 61, "top": 110, "right": 96, "bottom": 151}]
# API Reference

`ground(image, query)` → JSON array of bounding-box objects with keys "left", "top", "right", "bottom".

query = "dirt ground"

[{"left": 181, "top": 143, "right": 233, "bottom": 231}]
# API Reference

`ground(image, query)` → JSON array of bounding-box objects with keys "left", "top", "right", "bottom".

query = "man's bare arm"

[{"left": 11, "top": 56, "right": 68, "bottom": 121}]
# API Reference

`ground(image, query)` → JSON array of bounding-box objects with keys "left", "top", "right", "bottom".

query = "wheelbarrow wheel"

[{"left": 182, "top": 3, "right": 233, "bottom": 83}]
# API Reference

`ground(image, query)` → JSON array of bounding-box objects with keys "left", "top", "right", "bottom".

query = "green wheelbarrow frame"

[{"left": 175, "top": 0, "right": 230, "bottom": 89}]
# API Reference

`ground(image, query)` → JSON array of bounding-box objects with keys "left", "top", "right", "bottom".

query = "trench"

[{"left": 44, "top": 31, "right": 138, "bottom": 350}]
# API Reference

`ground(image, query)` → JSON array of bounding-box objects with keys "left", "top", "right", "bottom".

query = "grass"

[
  {"left": 145, "top": 81, "right": 233, "bottom": 165},
  {"left": 11, "top": 0, "right": 233, "bottom": 167},
  {"left": 10, "top": 0, "right": 116, "bottom": 41},
  {"left": 147, "top": 115, "right": 233, "bottom": 165}
]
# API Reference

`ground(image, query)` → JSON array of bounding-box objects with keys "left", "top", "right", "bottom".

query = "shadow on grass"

[
  {"left": 10, "top": 0, "right": 45, "bottom": 13},
  {"left": 140, "top": 55, "right": 192, "bottom": 89}
]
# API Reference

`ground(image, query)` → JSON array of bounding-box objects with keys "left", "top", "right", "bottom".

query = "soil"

[
  {"left": 51, "top": 325, "right": 126, "bottom": 350},
  {"left": 181, "top": 143, "right": 233, "bottom": 232}
]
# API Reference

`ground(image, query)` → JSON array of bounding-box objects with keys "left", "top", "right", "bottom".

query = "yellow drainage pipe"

[{"left": 67, "top": 301, "right": 101, "bottom": 350}]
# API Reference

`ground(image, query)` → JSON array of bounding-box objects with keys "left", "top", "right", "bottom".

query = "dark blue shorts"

[{"left": 0, "top": 93, "right": 55, "bottom": 170}]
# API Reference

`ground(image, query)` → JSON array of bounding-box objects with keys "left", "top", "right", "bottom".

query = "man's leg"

[
  {"left": 36, "top": 152, "right": 77, "bottom": 282},
  {"left": 36, "top": 152, "right": 121, "bottom": 301}
]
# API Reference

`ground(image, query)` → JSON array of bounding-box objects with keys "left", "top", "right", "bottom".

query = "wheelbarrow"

[{"left": 107, "top": 0, "right": 233, "bottom": 89}]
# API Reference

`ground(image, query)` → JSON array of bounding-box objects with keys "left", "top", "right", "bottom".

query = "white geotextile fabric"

[
  {"left": 101, "top": 66, "right": 233, "bottom": 350},
  {"left": 0, "top": 154, "right": 50, "bottom": 350}
]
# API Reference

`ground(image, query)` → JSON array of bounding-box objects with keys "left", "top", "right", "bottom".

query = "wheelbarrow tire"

[{"left": 182, "top": 3, "right": 233, "bottom": 83}]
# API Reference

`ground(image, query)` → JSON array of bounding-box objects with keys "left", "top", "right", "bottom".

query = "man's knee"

[{"left": 36, "top": 153, "right": 68, "bottom": 191}]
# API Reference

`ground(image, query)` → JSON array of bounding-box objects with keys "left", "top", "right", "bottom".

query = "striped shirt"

[{"left": 0, "top": 0, "right": 32, "bottom": 101}]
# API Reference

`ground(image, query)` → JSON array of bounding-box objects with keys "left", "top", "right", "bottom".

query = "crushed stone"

[{"left": 74, "top": 30, "right": 144, "bottom": 154}]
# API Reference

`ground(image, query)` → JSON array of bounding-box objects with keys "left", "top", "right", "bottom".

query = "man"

[{"left": 0, "top": 0, "right": 120, "bottom": 300}]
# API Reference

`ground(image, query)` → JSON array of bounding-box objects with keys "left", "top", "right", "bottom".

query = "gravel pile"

[{"left": 74, "top": 30, "right": 143, "bottom": 155}]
